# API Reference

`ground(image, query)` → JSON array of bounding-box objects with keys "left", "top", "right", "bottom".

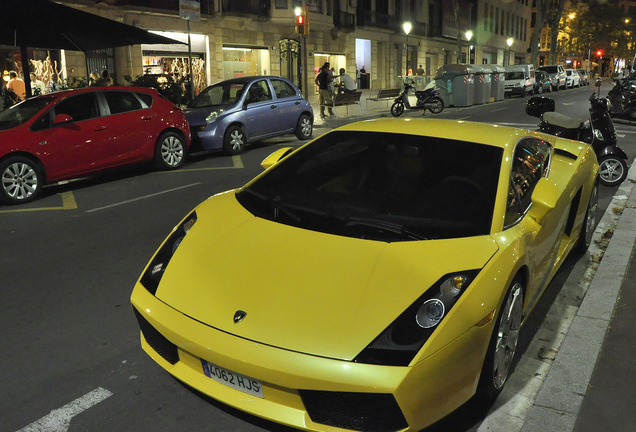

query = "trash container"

[
  {"left": 434, "top": 64, "right": 474, "bottom": 107},
  {"left": 470, "top": 64, "right": 492, "bottom": 105},
  {"left": 487, "top": 64, "right": 506, "bottom": 102}
]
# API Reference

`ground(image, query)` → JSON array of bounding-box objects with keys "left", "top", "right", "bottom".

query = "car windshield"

[
  {"left": 237, "top": 131, "right": 502, "bottom": 242},
  {"left": 539, "top": 66, "right": 557, "bottom": 74},
  {"left": 0, "top": 97, "right": 56, "bottom": 131},
  {"left": 188, "top": 82, "right": 246, "bottom": 108},
  {"left": 505, "top": 72, "right": 525, "bottom": 80}
]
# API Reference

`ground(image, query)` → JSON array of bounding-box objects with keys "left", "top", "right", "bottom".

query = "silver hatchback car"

[{"left": 184, "top": 76, "right": 314, "bottom": 155}]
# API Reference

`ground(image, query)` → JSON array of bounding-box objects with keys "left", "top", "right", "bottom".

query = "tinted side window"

[
  {"left": 246, "top": 80, "right": 272, "bottom": 103},
  {"left": 104, "top": 91, "right": 143, "bottom": 115},
  {"left": 136, "top": 92, "right": 153, "bottom": 108},
  {"left": 271, "top": 80, "right": 296, "bottom": 99},
  {"left": 54, "top": 93, "right": 100, "bottom": 122},
  {"left": 505, "top": 138, "right": 552, "bottom": 226}
]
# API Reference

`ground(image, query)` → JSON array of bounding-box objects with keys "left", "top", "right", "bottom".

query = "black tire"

[
  {"left": 0, "top": 156, "right": 43, "bottom": 205},
  {"left": 477, "top": 278, "right": 524, "bottom": 400},
  {"left": 575, "top": 181, "right": 599, "bottom": 254},
  {"left": 391, "top": 101, "right": 405, "bottom": 117},
  {"left": 295, "top": 114, "right": 313, "bottom": 140},
  {"left": 598, "top": 156, "right": 628, "bottom": 187},
  {"left": 428, "top": 97, "right": 444, "bottom": 114},
  {"left": 223, "top": 125, "right": 247, "bottom": 155},
  {"left": 154, "top": 131, "right": 186, "bottom": 170}
]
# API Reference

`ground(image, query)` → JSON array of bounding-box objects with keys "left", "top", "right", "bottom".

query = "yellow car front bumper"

[{"left": 131, "top": 283, "right": 494, "bottom": 432}]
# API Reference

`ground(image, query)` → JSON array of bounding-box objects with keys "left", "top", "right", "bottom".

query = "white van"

[{"left": 504, "top": 64, "right": 536, "bottom": 97}]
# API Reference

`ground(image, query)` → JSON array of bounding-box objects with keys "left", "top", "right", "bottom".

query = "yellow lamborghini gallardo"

[{"left": 131, "top": 119, "right": 598, "bottom": 432}]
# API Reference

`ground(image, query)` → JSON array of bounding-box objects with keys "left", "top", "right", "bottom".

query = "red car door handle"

[
  {"left": 142, "top": 115, "right": 154, "bottom": 121},
  {"left": 94, "top": 126, "right": 107, "bottom": 131}
]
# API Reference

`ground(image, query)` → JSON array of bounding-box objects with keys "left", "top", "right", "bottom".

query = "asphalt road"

[{"left": 1, "top": 84, "right": 634, "bottom": 432}]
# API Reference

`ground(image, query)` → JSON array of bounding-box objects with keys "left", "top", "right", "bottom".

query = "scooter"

[
  {"left": 526, "top": 78, "right": 628, "bottom": 187},
  {"left": 606, "top": 77, "right": 636, "bottom": 121},
  {"left": 391, "top": 80, "right": 444, "bottom": 117}
]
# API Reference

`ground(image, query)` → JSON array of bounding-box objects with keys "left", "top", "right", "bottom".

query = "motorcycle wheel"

[
  {"left": 391, "top": 101, "right": 405, "bottom": 117},
  {"left": 428, "top": 97, "right": 444, "bottom": 114},
  {"left": 598, "top": 156, "right": 628, "bottom": 187}
]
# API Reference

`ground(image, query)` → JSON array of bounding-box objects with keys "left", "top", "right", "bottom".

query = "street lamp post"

[
  {"left": 466, "top": 30, "right": 473, "bottom": 64},
  {"left": 403, "top": 21, "right": 412, "bottom": 76},
  {"left": 506, "top": 38, "right": 513, "bottom": 66}
]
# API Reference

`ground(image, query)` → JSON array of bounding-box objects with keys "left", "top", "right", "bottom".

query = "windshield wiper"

[{"left": 345, "top": 216, "right": 427, "bottom": 240}]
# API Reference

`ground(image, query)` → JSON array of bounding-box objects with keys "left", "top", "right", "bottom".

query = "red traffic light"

[
  {"left": 597, "top": 50, "right": 603, "bottom": 56},
  {"left": 296, "top": 13, "right": 305, "bottom": 34}
]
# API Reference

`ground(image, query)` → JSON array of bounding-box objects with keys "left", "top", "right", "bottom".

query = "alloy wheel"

[
  {"left": 492, "top": 283, "right": 523, "bottom": 390},
  {"left": 2, "top": 161, "right": 39, "bottom": 201},
  {"left": 161, "top": 135, "right": 184, "bottom": 167}
]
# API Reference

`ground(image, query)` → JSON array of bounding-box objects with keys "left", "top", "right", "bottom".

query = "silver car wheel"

[
  {"left": 2, "top": 161, "right": 39, "bottom": 201},
  {"left": 584, "top": 184, "right": 598, "bottom": 247},
  {"left": 161, "top": 135, "right": 184, "bottom": 167},
  {"left": 229, "top": 129, "right": 245, "bottom": 152},
  {"left": 492, "top": 283, "right": 523, "bottom": 390},
  {"left": 300, "top": 117, "right": 312, "bottom": 137}
]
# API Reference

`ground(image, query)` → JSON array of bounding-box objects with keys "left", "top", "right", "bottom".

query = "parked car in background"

[
  {"left": 534, "top": 70, "right": 554, "bottom": 94},
  {"left": 504, "top": 64, "right": 536, "bottom": 97},
  {"left": 538, "top": 64, "right": 566, "bottom": 90},
  {"left": 566, "top": 69, "right": 581, "bottom": 88},
  {"left": 577, "top": 69, "right": 590, "bottom": 85},
  {"left": 0, "top": 86, "right": 190, "bottom": 205},
  {"left": 183, "top": 76, "right": 314, "bottom": 155},
  {"left": 131, "top": 118, "right": 599, "bottom": 432}
]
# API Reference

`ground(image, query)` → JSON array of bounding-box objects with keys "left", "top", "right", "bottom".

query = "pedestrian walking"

[{"left": 315, "top": 62, "right": 335, "bottom": 120}]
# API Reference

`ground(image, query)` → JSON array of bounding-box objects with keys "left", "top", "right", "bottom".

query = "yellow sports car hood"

[{"left": 156, "top": 192, "right": 499, "bottom": 361}]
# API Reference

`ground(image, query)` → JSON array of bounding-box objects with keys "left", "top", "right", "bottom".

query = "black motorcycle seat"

[{"left": 543, "top": 112, "right": 584, "bottom": 130}]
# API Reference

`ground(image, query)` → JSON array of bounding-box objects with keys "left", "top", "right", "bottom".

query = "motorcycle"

[
  {"left": 391, "top": 80, "right": 444, "bottom": 117},
  {"left": 606, "top": 77, "right": 636, "bottom": 121},
  {"left": 526, "top": 78, "right": 628, "bottom": 187}
]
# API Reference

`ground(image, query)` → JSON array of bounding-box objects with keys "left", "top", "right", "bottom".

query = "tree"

[{"left": 530, "top": 0, "right": 567, "bottom": 66}]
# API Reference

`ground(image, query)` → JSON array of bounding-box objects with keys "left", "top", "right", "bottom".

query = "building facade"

[{"left": 2, "top": 0, "right": 533, "bottom": 96}]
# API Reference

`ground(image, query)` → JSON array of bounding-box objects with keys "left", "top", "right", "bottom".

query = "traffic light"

[
  {"left": 597, "top": 49, "right": 603, "bottom": 57},
  {"left": 296, "top": 14, "right": 305, "bottom": 35}
]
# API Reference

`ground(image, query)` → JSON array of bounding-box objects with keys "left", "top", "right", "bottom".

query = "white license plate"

[{"left": 201, "top": 360, "right": 263, "bottom": 398}]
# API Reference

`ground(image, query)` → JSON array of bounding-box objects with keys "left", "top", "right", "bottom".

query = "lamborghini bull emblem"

[{"left": 234, "top": 310, "right": 247, "bottom": 323}]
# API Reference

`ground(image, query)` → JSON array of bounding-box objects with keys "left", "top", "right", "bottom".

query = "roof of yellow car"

[{"left": 336, "top": 118, "right": 537, "bottom": 150}]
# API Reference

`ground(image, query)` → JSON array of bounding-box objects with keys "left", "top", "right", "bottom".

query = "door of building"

[{"left": 279, "top": 38, "right": 301, "bottom": 90}]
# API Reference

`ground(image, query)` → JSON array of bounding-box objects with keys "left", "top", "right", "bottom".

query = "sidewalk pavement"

[
  {"left": 304, "top": 88, "right": 636, "bottom": 431},
  {"left": 306, "top": 89, "right": 392, "bottom": 128},
  {"left": 521, "top": 164, "right": 636, "bottom": 432}
]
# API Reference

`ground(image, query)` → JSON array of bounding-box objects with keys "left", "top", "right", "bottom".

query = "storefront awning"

[{"left": 0, "top": 0, "right": 184, "bottom": 52}]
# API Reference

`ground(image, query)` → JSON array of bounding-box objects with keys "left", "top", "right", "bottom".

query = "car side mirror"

[
  {"left": 529, "top": 177, "right": 558, "bottom": 224},
  {"left": 260, "top": 147, "right": 295, "bottom": 170},
  {"left": 53, "top": 113, "right": 73, "bottom": 125}
]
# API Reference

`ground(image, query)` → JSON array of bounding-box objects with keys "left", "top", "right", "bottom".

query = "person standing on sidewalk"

[{"left": 315, "top": 63, "right": 335, "bottom": 119}]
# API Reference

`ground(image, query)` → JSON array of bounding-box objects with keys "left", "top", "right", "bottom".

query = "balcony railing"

[
  {"left": 221, "top": 0, "right": 270, "bottom": 17},
  {"left": 357, "top": 10, "right": 397, "bottom": 30},
  {"left": 107, "top": 0, "right": 213, "bottom": 15},
  {"left": 334, "top": 11, "right": 356, "bottom": 31}
]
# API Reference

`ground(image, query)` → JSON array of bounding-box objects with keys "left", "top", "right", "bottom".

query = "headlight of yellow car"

[
  {"left": 140, "top": 211, "right": 198, "bottom": 295},
  {"left": 354, "top": 270, "right": 480, "bottom": 366}
]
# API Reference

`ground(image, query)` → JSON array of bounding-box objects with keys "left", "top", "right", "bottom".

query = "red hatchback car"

[{"left": 0, "top": 86, "right": 190, "bottom": 205}]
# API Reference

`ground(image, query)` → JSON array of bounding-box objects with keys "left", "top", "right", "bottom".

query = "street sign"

[{"left": 179, "top": 0, "right": 200, "bottom": 22}]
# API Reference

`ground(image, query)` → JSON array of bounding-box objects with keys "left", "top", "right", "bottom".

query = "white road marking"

[
  {"left": 85, "top": 182, "right": 202, "bottom": 213},
  {"left": 16, "top": 387, "right": 112, "bottom": 432}
]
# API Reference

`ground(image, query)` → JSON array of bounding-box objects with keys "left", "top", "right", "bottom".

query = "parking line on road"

[
  {"left": 162, "top": 155, "right": 244, "bottom": 173},
  {"left": 16, "top": 387, "right": 112, "bottom": 432},
  {"left": 85, "top": 183, "right": 202, "bottom": 213},
  {"left": 0, "top": 192, "right": 77, "bottom": 214}
]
